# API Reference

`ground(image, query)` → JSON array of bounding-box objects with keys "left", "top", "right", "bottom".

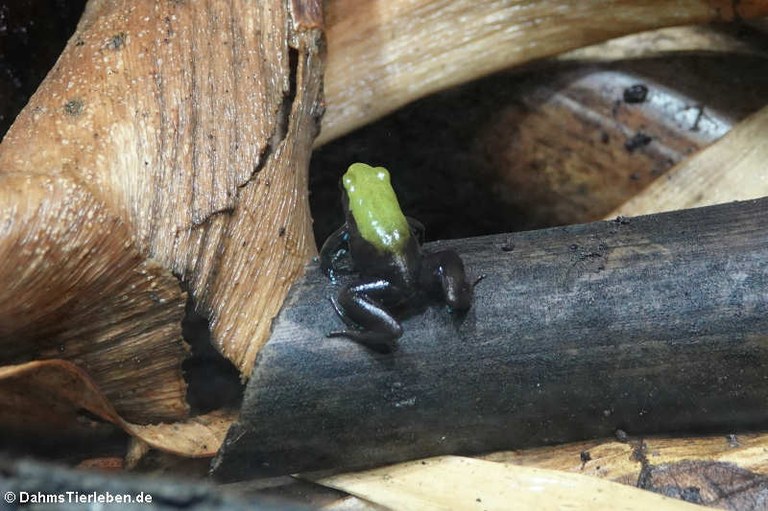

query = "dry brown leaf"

[
  {"left": 559, "top": 25, "right": 768, "bottom": 62},
  {"left": 484, "top": 433, "right": 768, "bottom": 484},
  {"left": 321, "top": 0, "right": 768, "bottom": 145},
  {"left": 0, "top": 173, "right": 188, "bottom": 423},
  {"left": 476, "top": 66, "right": 736, "bottom": 226},
  {"left": 316, "top": 456, "right": 708, "bottom": 511},
  {"left": 132, "top": 409, "right": 235, "bottom": 457},
  {"left": 609, "top": 105, "right": 768, "bottom": 217},
  {"left": 0, "top": 359, "right": 231, "bottom": 457}
]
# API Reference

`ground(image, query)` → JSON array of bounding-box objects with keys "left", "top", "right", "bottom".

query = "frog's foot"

[
  {"left": 472, "top": 273, "right": 487, "bottom": 289},
  {"left": 326, "top": 279, "right": 403, "bottom": 351},
  {"left": 327, "top": 329, "right": 397, "bottom": 353},
  {"left": 422, "top": 250, "right": 473, "bottom": 311}
]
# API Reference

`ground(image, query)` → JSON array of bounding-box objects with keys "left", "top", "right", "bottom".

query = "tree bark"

[{"left": 213, "top": 197, "right": 768, "bottom": 479}]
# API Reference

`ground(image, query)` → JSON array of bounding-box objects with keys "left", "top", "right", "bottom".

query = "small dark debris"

[
  {"left": 678, "top": 487, "right": 704, "bottom": 503},
  {"left": 691, "top": 105, "right": 704, "bottom": 132},
  {"left": 600, "top": 132, "right": 610, "bottom": 144},
  {"left": 727, "top": 434, "right": 740, "bottom": 448},
  {"left": 631, "top": 439, "right": 649, "bottom": 465},
  {"left": 63, "top": 98, "right": 84, "bottom": 116},
  {"left": 279, "top": 227, "right": 286, "bottom": 237},
  {"left": 629, "top": 172, "right": 641, "bottom": 181},
  {"left": 615, "top": 429, "right": 629, "bottom": 442},
  {"left": 569, "top": 243, "right": 578, "bottom": 251},
  {"left": 624, "top": 132, "right": 652, "bottom": 153},
  {"left": 580, "top": 451, "right": 591, "bottom": 464},
  {"left": 578, "top": 252, "right": 603, "bottom": 262},
  {"left": 106, "top": 32, "right": 126, "bottom": 50},
  {"left": 501, "top": 241, "right": 515, "bottom": 252},
  {"left": 623, "top": 84, "right": 648, "bottom": 104},
  {"left": 613, "top": 216, "right": 631, "bottom": 225},
  {"left": 476, "top": 497, "right": 482, "bottom": 503}
]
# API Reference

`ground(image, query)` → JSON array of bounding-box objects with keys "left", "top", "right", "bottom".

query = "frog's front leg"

[
  {"left": 328, "top": 279, "right": 403, "bottom": 350},
  {"left": 421, "top": 250, "right": 473, "bottom": 311},
  {"left": 406, "top": 216, "right": 426, "bottom": 243},
  {"left": 319, "top": 225, "right": 351, "bottom": 281}
]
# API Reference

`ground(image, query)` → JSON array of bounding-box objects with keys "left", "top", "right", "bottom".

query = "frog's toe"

[
  {"left": 446, "top": 283, "right": 472, "bottom": 311},
  {"left": 327, "top": 329, "right": 398, "bottom": 353}
]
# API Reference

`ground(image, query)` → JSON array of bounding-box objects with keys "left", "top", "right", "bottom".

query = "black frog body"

[{"left": 320, "top": 163, "right": 474, "bottom": 350}]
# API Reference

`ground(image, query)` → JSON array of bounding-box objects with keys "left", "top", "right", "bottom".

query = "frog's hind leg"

[
  {"left": 328, "top": 279, "right": 403, "bottom": 351},
  {"left": 422, "top": 250, "right": 473, "bottom": 311}
]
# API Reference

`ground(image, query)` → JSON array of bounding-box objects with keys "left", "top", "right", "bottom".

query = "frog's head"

[{"left": 342, "top": 163, "right": 410, "bottom": 253}]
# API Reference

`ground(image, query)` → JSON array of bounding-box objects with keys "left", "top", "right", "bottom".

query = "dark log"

[{"left": 212, "top": 198, "right": 768, "bottom": 481}]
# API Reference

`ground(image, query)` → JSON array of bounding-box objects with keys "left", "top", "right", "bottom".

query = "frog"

[{"left": 320, "top": 162, "right": 475, "bottom": 351}]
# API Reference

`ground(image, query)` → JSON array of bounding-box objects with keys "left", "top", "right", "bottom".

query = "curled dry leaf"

[
  {"left": 609, "top": 105, "right": 768, "bottom": 217},
  {"left": 476, "top": 65, "right": 735, "bottom": 226},
  {"left": 0, "top": 173, "right": 188, "bottom": 424},
  {"left": 315, "top": 456, "right": 706, "bottom": 511},
  {"left": 559, "top": 24, "right": 768, "bottom": 62},
  {"left": 321, "top": 0, "right": 768, "bottom": 145},
  {"left": 0, "top": 173, "right": 231, "bottom": 453},
  {"left": 0, "top": 359, "right": 231, "bottom": 457}
]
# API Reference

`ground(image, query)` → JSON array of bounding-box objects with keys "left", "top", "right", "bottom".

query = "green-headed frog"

[{"left": 320, "top": 162, "right": 475, "bottom": 351}]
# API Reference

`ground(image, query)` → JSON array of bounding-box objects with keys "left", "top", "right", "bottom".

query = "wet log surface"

[{"left": 213, "top": 198, "right": 768, "bottom": 480}]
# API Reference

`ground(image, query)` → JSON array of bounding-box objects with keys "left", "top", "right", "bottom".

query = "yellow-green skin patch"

[{"left": 343, "top": 163, "right": 410, "bottom": 253}]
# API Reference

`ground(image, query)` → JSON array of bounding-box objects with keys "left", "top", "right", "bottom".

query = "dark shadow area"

[
  {"left": 0, "top": 1, "right": 87, "bottom": 138},
  {"left": 0, "top": 427, "right": 128, "bottom": 465},
  {"left": 181, "top": 297, "right": 244, "bottom": 414}
]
